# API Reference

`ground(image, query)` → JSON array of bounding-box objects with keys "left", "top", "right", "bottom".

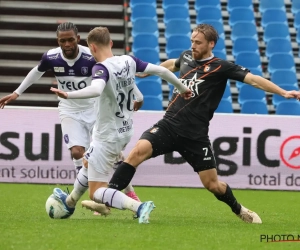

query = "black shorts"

[{"left": 140, "top": 119, "right": 216, "bottom": 172}]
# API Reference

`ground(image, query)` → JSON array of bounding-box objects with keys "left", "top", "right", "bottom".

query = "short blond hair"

[{"left": 87, "top": 26, "right": 111, "bottom": 46}]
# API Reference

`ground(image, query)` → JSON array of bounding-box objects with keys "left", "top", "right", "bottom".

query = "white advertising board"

[{"left": 0, "top": 107, "right": 299, "bottom": 190}]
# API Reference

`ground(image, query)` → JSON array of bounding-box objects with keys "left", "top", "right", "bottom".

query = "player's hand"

[
  {"left": 283, "top": 90, "right": 300, "bottom": 100},
  {"left": 133, "top": 100, "right": 143, "bottom": 111},
  {"left": 180, "top": 89, "right": 192, "bottom": 100},
  {"left": 50, "top": 87, "right": 68, "bottom": 99},
  {"left": 135, "top": 72, "right": 150, "bottom": 78},
  {"left": 0, "top": 92, "right": 19, "bottom": 109}
]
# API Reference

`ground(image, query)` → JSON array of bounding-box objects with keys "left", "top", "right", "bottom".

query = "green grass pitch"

[{"left": 0, "top": 183, "right": 299, "bottom": 250}]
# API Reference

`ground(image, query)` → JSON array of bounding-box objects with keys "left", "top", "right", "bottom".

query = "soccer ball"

[{"left": 45, "top": 194, "right": 71, "bottom": 219}]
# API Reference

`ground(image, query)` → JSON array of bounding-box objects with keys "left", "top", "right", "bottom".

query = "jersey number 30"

[{"left": 115, "top": 88, "right": 134, "bottom": 118}]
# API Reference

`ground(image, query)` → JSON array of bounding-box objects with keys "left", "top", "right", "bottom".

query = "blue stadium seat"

[
  {"left": 215, "top": 99, "right": 233, "bottom": 113},
  {"left": 195, "top": 0, "right": 221, "bottom": 11},
  {"left": 263, "top": 23, "right": 290, "bottom": 43},
  {"left": 227, "top": 0, "right": 253, "bottom": 12},
  {"left": 162, "top": 0, "right": 188, "bottom": 9},
  {"left": 222, "top": 83, "right": 232, "bottom": 102},
  {"left": 213, "top": 51, "right": 226, "bottom": 60},
  {"left": 238, "top": 84, "right": 266, "bottom": 105},
  {"left": 265, "top": 38, "right": 292, "bottom": 58},
  {"left": 261, "top": 9, "right": 288, "bottom": 28},
  {"left": 134, "top": 48, "right": 160, "bottom": 65},
  {"left": 167, "top": 49, "right": 185, "bottom": 58},
  {"left": 241, "top": 100, "right": 268, "bottom": 114},
  {"left": 232, "top": 37, "right": 259, "bottom": 57},
  {"left": 130, "top": 0, "right": 156, "bottom": 8},
  {"left": 249, "top": 68, "right": 263, "bottom": 76},
  {"left": 141, "top": 96, "right": 163, "bottom": 110},
  {"left": 198, "top": 20, "right": 225, "bottom": 38},
  {"left": 165, "top": 19, "right": 191, "bottom": 39},
  {"left": 163, "top": 4, "right": 190, "bottom": 24},
  {"left": 228, "top": 8, "right": 255, "bottom": 27},
  {"left": 131, "top": 18, "right": 158, "bottom": 38},
  {"left": 292, "top": 0, "right": 300, "bottom": 15},
  {"left": 136, "top": 81, "right": 163, "bottom": 100},
  {"left": 231, "top": 22, "right": 258, "bottom": 41},
  {"left": 272, "top": 85, "right": 299, "bottom": 107},
  {"left": 268, "top": 53, "right": 296, "bottom": 74},
  {"left": 235, "top": 52, "right": 262, "bottom": 71},
  {"left": 130, "top": 4, "right": 157, "bottom": 22},
  {"left": 259, "top": 0, "right": 285, "bottom": 13},
  {"left": 132, "top": 34, "right": 159, "bottom": 54},
  {"left": 271, "top": 70, "right": 298, "bottom": 88},
  {"left": 275, "top": 101, "right": 300, "bottom": 115},
  {"left": 213, "top": 37, "right": 226, "bottom": 53},
  {"left": 196, "top": 7, "right": 222, "bottom": 23},
  {"left": 136, "top": 75, "right": 161, "bottom": 84},
  {"left": 165, "top": 35, "right": 190, "bottom": 56},
  {"left": 296, "top": 31, "right": 300, "bottom": 45},
  {"left": 293, "top": 11, "right": 300, "bottom": 30}
]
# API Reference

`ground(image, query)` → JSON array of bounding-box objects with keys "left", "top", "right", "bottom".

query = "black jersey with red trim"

[{"left": 163, "top": 50, "right": 249, "bottom": 141}]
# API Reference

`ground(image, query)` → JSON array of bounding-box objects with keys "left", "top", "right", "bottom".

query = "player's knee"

[
  {"left": 128, "top": 140, "right": 152, "bottom": 162},
  {"left": 70, "top": 146, "right": 85, "bottom": 159},
  {"left": 203, "top": 181, "right": 219, "bottom": 194}
]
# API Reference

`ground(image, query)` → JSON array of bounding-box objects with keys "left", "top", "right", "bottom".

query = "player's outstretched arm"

[
  {"left": 50, "top": 87, "right": 68, "bottom": 99},
  {"left": 50, "top": 80, "right": 105, "bottom": 99},
  {"left": 0, "top": 92, "right": 19, "bottom": 109},
  {"left": 0, "top": 66, "right": 44, "bottom": 109},
  {"left": 244, "top": 73, "right": 300, "bottom": 100},
  {"left": 143, "top": 63, "right": 192, "bottom": 100}
]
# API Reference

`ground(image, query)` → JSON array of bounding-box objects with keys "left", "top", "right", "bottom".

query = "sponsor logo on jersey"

[
  {"left": 95, "top": 70, "right": 104, "bottom": 76},
  {"left": 183, "top": 53, "right": 192, "bottom": 61},
  {"left": 150, "top": 127, "right": 159, "bottom": 134},
  {"left": 203, "top": 157, "right": 211, "bottom": 161},
  {"left": 82, "top": 55, "right": 94, "bottom": 61},
  {"left": 58, "top": 80, "right": 87, "bottom": 90},
  {"left": 69, "top": 69, "right": 75, "bottom": 75},
  {"left": 54, "top": 67, "right": 65, "bottom": 72},
  {"left": 81, "top": 67, "right": 88, "bottom": 75},
  {"left": 48, "top": 53, "right": 59, "bottom": 60},
  {"left": 177, "top": 73, "right": 205, "bottom": 97},
  {"left": 204, "top": 65, "right": 210, "bottom": 72},
  {"left": 113, "top": 60, "right": 130, "bottom": 77},
  {"left": 64, "top": 134, "right": 69, "bottom": 144}
]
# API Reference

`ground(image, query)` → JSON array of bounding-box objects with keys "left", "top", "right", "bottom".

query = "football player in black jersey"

[{"left": 106, "top": 24, "right": 300, "bottom": 223}]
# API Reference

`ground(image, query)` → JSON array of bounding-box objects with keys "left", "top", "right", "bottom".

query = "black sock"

[
  {"left": 108, "top": 162, "right": 136, "bottom": 191},
  {"left": 214, "top": 184, "right": 241, "bottom": 215}
]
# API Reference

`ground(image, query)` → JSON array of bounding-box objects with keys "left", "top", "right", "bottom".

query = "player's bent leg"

[
  {"left": 70, "top": 146, "right": 86, "bottom": 173},
  {"left": 53, "top": 188, "right": 75, "bottom": 216},
  {"left": 109, "top": 140, "right": 153, "bottom": 191},
  {"left": 199, "top": 168, "right": 262, "bottom": 224},
  {"left": 90, "top": 185, "right": 155, "bottom": 224},
  {"left": 66, "top": 166, "right": 89, "bottom": 208},
  {"left": 113, "top": 153, "right": 141, "bottom": 202}
]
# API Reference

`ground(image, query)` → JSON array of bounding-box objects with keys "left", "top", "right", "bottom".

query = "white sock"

[
  {"left": 93, "top": 187, "right": 142, "bottom": 212},
  {"left": 123, "top": 183, "right": 134, "bottom": 193},
  {"left": 73, "top": 158, "right": 83, "bottom": 173},
  {"left": 66, "top": 166, "right": 88, "bottom": 207}
]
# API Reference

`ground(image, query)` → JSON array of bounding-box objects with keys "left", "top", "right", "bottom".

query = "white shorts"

[
  {"left": 85, "top": 137, "right": 131, "bottom": 182},
  {"left": 59, "top": 108, "right": 96, "bottom": 150}
]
